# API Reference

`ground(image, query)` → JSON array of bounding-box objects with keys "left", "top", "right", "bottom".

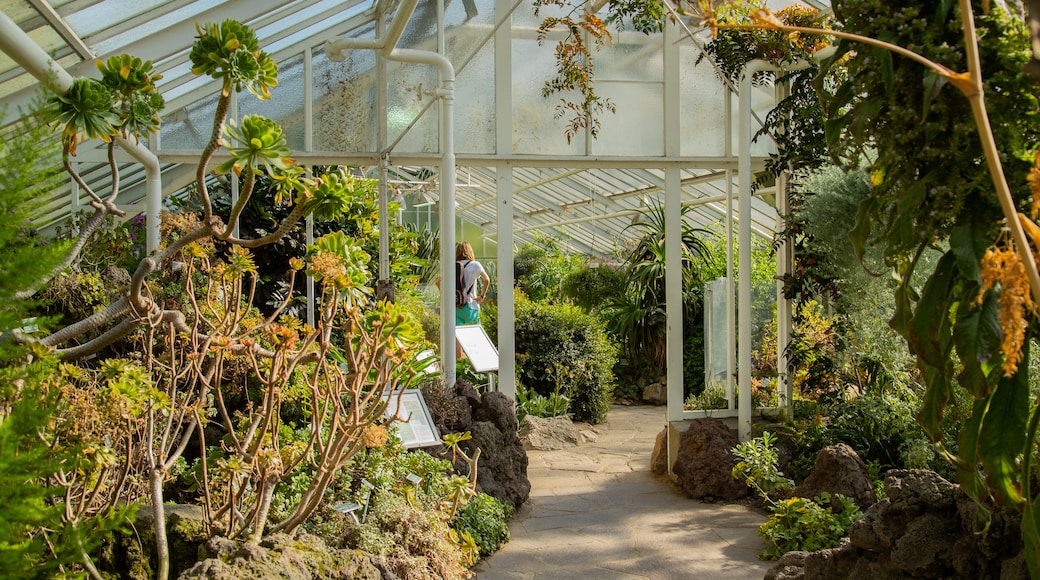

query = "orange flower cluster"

[{"left": 978, "top": 242, "right": 1035, "bottom": 376}]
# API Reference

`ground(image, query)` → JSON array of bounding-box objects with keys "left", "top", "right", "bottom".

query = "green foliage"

[
  {"left": 758, "top": 493, "right": 860, "bottom": 560},
  {"left": 513, "top": 234, "right": 586, "bottom": 303},
  {"left": 0, "top": 102, "right": 71, "bottom": 337},
  {"left": 340, "top": 491, "right": 469, "bottom": 578},
  {"left": 450, "top": 492, "right": 513, "bottom": 557},
  {"left": 0, "top": 98, "right": 135, "bottom": 575},
  {"left": 514, "top": 291, "right": 616, "bottom": 423},
  {"left": 732, "top": 433, "right": 860, "bottom": 560},
  {"left": 561, "top": 264, "right": 626, "bottom": 312},
  {"left": 697, "top": 4, "right": 835, "bottom": 180},
  {"left": 201, "top": 168, "right": 421, "bottom": 316},
  {"left": 683, "top": 382, "right": 728, "bottom": 411},
  {"left": 808, "top": 5, "right": 1040, "bottom": 566},
  {"left": 515, "top": 380, "right": 570, "bottom": 422},
  {"left": 55, "top": 211, "right": 146, "bottom": 273},
  {"left": 0, "top": 357, "right": 78, "bottom": 576},
  {"left": 607, "top": 202, "right": 714, "bottom": 375},
  {"left": 731, "top": 431, "right": 794, "bottom": 501}
]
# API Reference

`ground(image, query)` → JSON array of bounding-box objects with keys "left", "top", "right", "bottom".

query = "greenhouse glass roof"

[{"left": 1, "top": 0, "right": 831, "bottom": 258}]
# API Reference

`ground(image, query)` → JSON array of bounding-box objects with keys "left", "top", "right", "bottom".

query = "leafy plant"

[
  {"left": 515, "top": 380, "right": 570, "bottom": 422},
  {"left": 683, "top": 381, "right": 728, "bottom": 411},
  {"left": 758, "top": 493, "right": 860, "bottom": 560},
  {"left": 732, "top": 432, "right": 859, "bottom": 560},
  {"left": 0, "top": 97, "right": 142, "bottom": 577},
  {"left": 513, "top": 233, "right": 586, "bottom": 303},
  {"left": 731, "top": 431, "right": 794, "bottom": 501},
  {"left": 561, "top": 264, "right": 626, "bottom": 312},
  {"left": 607, "top": 202, "right": 713, "bottom": 375},
  {"left": 450, "top": 492, "right": 513, "bottom": 558}
]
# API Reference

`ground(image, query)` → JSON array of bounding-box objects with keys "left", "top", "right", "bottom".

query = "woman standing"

[{"left": 451, "top": 241, "right": 490, "bottom": 326}]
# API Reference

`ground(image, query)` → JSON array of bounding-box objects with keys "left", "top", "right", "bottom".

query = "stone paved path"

[{"left": 474, "top": 405, "right": 772, "bottom": 580}]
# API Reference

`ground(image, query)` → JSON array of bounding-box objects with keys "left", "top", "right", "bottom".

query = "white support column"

[
  {"left": 497, "top": 167, "right": 515, "bottom": 398},
  {"left": 665, "top": 167, "right": 683, "bottom": 422},
  {"left": 726, "top": 171, "right": 735, "bottom": 411},
  {"left": 737, "top": 64, "right": 761, "bottom": 441},
  {"left": 663, "top": 17, "right": 684, "bottom": 424},
  {"left": 495, "top": 0, "right": 516, "bottom": 399}
]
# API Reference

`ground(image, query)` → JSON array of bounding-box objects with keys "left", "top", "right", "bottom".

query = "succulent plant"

[
  {"left": 189, "top": 19, "right": 278, "bottom": 99},
  {"left": 116, "top": 91, "right": 164, "bottom": 141},
  {"left": 307, "top": 231, "right": 371, "bottom": 300},
  {"left": 306, "top": 168, "right": 357, "bottom": 222},
  {"left": 216, "top": 114, "right": 293, "bottom": 177},
  {"left": 46, "top": 78, "right": 120, "bottom": 153},
  {"left": 96, "top": 54, "right": 162, "bottom": 96}
]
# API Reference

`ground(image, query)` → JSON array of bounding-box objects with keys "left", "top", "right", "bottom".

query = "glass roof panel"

[{"left": 0, "top": 0, "right": 833, "bottom": 256}]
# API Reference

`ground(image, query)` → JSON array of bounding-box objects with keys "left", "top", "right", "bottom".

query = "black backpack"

[{"left": 455, "top": 260, "right": 473, "bottom": 308}]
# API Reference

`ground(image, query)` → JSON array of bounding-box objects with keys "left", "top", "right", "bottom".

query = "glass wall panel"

[
  {"left": 588, "top": 30, "right": 665, "bottom": 155},
  {"left": 591, "top": 81, "right": 663, "bottom": 156},
  {"left": 239, "top": 53, "right": 305, "bottom": 150},
  {"left": 510, "top": 0, "right": 585, "bottom": 154},
  {"left": 511, "top": 38, "right": 585, "bottom": 155},
  {"left": 728, "top": 82, "right": 777, "bottom": 157},
  {"left": 161, "top": 92, "right": 219, "bottom": 150},
  {"left": 453, "top": 37, "right": 495, "bottom": 154},
  {"left": 595, "top": 31, "right": 663, "bottom": 82},
  {"left": 313, "top": 38, "right": 378, "bottom": 153},
  {"left": 444, "top": 0, "right": 497, "bottom": 155},
  {"left": 680, "top": 44, "right": 727, "bottom": 157},
  {"left": 387, "top": 60, "right": 439, "bottom": 153}
]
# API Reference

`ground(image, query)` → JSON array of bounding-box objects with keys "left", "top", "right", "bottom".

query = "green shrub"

[
  {"left": 684, "top": 382, "right": 728, "bottom": 410},
  {"left": 561, "top": 264, "right": 626, "bottom": 311},
  {"left": 514, "top": 292, "right": 616, "bottom": 424},
  {"left": 731, "top": 431, "right": 794, "bottom": 500},
  {"left": 513, "top": 234, "right": 585, "bottom": 303},
  {"left": 341, "top": 491, "right": 469, "bottom": 579},
  {"left": 450, "top": 492, "right": 513, "bottom": 557}
]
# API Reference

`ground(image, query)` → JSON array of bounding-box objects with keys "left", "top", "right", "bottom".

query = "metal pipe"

[{"left": 327, "top": 2, "right": 459, "bottom": 386}]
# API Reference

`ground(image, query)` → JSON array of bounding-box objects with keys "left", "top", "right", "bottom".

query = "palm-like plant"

[{"left": 610, "top": 202, "right": 713, "bottom": 373}]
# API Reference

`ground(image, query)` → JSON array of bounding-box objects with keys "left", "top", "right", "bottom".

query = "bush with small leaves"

[
  {"left": 450, "top": 492, "right": 513, "bottom": 558},
  {"left": 514, "top": 291, "right": 616, "bottom": 424}
]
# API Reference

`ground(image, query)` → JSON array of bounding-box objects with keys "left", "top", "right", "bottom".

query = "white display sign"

[
  {"left": 456, "top": 324, "right": 499, "bottom": 373},
  {"left": 382, "top": 389, "right": 440, "bottom": 449}
]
